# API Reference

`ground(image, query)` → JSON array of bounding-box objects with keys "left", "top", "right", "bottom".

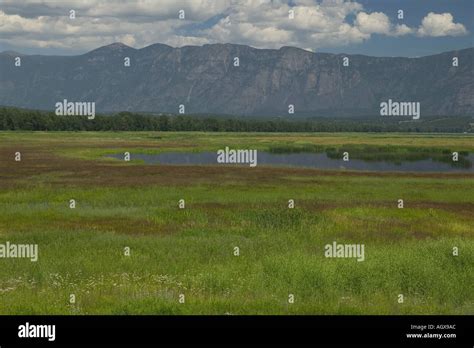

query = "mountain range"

[{"left": 0, "top": 43, "right": 473, "bottom": 117}]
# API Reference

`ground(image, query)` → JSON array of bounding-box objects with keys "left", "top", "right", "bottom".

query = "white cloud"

[
  {"left": 203, "top": 0, "right": 369, "bottom": 49},
  {"left": 417, "top": 12, "right": 468, "bottom": 37},
  {"left": 310, "top": 23, "right": 369, "bottom": 47},
  {"left": 393, "top": 24, "right": 413, "bottom": 37},
  {"left": 355, "top": 12, "right": 391, "bottom": 35},
  {"left": 354, "top": 12, "right": 414, "bottom": 37},
  {"left": 0, "top": 1, "right": 469, "bottom": 54},
  {"left": 0, "top": 0, "right": 232, "bottom": 21}
]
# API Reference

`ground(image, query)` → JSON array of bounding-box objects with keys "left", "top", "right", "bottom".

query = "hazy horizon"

[{"left": 2, "top": 41, "right": 473, "bottom": 59}]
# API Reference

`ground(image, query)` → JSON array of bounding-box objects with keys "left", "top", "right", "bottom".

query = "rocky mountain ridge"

[{"left": 0, "top": 43, "right": 472, "bottom": 117}]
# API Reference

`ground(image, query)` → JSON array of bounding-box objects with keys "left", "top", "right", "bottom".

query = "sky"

[{"left": 0, "top": 0, "right": 473, "bottom": 57}]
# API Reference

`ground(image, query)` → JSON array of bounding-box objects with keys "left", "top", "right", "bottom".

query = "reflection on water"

[{"left": 107, "top": 152, "right": 474, "bottom": 173}]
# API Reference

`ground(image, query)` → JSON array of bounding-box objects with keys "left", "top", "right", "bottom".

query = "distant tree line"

[{"left": 0, "top": 107, "right": 472, "bottom": 133}]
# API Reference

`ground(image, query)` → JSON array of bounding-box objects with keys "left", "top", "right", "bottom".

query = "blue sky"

[
  {"left": 0, "top": 0, "right": 472, "bottom": 57},
  {"left": 338, "top": 0, "right": 474, "bottom": 56}
]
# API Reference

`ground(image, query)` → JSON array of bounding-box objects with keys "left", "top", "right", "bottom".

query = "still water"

[{"left": 107, "top": 151, "right": 474, "bottom": 173}]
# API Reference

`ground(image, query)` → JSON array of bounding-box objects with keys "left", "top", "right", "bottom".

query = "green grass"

[{"left": 0, "top": 131, "right": 473, "bottom": 314}]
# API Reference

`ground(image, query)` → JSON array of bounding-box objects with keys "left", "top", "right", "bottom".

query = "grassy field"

[{"left": 0, "top": 131, "right": 473, "bottom": 314}]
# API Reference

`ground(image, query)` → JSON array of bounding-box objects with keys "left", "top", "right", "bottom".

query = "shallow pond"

[{"left": 107, "top": 151, "right": 474, "bottom": 173}]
